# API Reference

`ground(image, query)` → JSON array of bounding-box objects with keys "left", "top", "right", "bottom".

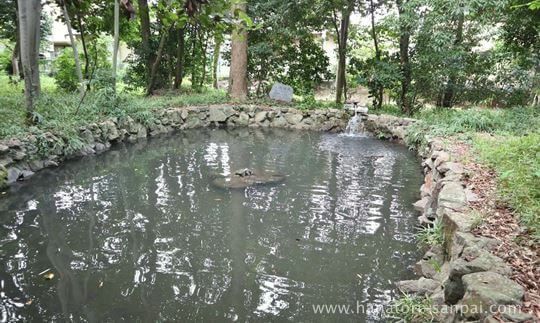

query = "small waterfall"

[{"left": 343, "top": 109, "right": 367, "bottom": 136}]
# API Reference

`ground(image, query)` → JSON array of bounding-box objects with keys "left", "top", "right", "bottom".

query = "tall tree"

[
  {"left": 331, "top": 0, "right": 356, "bottom": 104},
  {"left": 396, "top": 0, "right": 413, "bottom": 114},
  {"left": 138, "top": 0, "right": 153, "bottom": 88},
  {"left": 17, "top": 0, "right": 41, "bottom": 120},
  {"left": 369, "top": 0, "right": 383, "bottom": 109},
  {"left": 229, "top": 1, "right": 249, "bottom": 100}
]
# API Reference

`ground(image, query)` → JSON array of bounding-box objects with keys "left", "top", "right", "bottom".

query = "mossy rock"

[
  {"left": 0, "top": 165, "right": 7, "bottom": 189},
  {"left": 212, "top": 171, "right": 285, "bottom": 189}
]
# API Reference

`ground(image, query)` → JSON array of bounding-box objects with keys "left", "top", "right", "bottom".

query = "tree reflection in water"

[{"left": 0, "top": 128, "right": 422, "bottom": 322}]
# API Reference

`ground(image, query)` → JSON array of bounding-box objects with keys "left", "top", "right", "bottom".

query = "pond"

[{"left": 0, "top": 128, "right": 423, "bottom": 322}]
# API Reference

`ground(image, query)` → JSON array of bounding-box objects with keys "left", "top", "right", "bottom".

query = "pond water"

[{"left": 0, "top": 128, "right": 423, "bottom": 322}]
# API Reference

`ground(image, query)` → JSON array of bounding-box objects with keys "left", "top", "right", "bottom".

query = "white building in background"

[{"left": 41, "top": 3, "right": 131, "bottom": 69}]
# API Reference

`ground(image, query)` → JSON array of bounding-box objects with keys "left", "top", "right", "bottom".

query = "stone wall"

[
  {"left": 365, "top": 116, "right": 532, "bottom": 322},
  {"left": 0, "top": 107, "right": 532, "bottom": 321},
  {"left": 0, "top": 105, "right": 351, "bottom": 189}
]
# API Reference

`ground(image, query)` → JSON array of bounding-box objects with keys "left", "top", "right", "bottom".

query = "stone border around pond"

[
  {"left": 0, "top": 108, "right": 532, "bottom": 322},
  {"left": 0, "top": 105, "right": 351, "bottom": 188},
  {"left": 365, "top": 114, "right": 533, "bottom": 322}
]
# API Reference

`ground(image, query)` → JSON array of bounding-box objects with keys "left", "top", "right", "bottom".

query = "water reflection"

[{"left": 0, "top": 128, "right": 422, "bottom": 322}]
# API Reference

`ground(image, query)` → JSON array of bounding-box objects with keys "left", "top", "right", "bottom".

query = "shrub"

[{"left": 53, "top": 48, "right": 80, "bottom": 92}]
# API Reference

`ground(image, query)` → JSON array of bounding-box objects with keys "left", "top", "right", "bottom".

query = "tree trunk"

[
  {"left": 441, "top": 12, "right": 464, "bottom": 108},
  {"left": 212, "top": 35, "right": 222, "bottom": 89},
  {"left": 76, "top": 14, "right": 91, "bottom": 86},
  {"left": 229, "top": 1, "right": 248, "bottom": 100},
  {"left": 11, "top": 38, "right": 20, "bottom": 78},
  {"left": 335, "top": 2, "right": 354, "bottom": 104},
  {"left": 62, "top": 1, "right": 85, "bottom": 96},
  {"left": 112, "top": 0, "right": 120, "bottom": 90},
  {"left": 397, "top": 0, "right": 412, "bottom": 115},
  {"left": 17, "top": 0, "right": 41, "bottom": 121},
  {"left": 200, "top": 34, "right": 208, "bottom": 89},
  {"left": 369, "top": 0, "right": 383, "bottom": 110},
  {"left": 138, "top": 0, "right": 153, "bottom": 86},
  {"left": 173, "top": 27, "right": 185, "bottom": 90},
  {"left": 147, "top": 24, "right": 174, "bottom": 96}
]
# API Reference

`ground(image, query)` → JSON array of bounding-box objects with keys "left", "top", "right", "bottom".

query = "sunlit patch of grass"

[{"left": 475, "top": 133, "right": 540, "bottom": 239}]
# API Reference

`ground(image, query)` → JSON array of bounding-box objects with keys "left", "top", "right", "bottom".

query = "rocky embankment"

[
  {"left": 0, "top": 105, "right": 351, "bottom": 188},
  {"left": 365, "top": 114, "right": 534, "bottom": 322}
]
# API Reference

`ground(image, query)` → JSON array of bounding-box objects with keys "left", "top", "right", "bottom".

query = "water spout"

[{"left": 343, "top": 104, "right": 369, "bottom": 136}]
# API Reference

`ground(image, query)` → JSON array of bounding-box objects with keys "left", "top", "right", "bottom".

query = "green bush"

[
  {"left": 53, "top": 39, "right": 111, "bottom": 92},
  {"left": 53, "top": 48, "right": 80, "bottom": 92}
]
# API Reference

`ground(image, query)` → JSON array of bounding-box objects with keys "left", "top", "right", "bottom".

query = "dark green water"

[{"left": 0, "top": 128, "right": 422, "bottom": 322}]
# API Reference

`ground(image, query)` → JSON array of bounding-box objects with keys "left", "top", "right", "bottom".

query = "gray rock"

[
  {"left": 271, "top": 116, "right": 289, "bottom": 128},
  {"left": 7, "top": 167, "right": 21, "bottom": 183},
  {"left": 237, "top": 112, "right": 250, "bottom": 126},
  {"left": 254, "top": 111, "right": 268, "bottom": 123},
  {"left": 437, "top": 162, "right": 464, "bottom": 175},
  {"left": 438, "top": 181, "right": 467, "bottom": 211},
  {"left": 180, "top": 109, "right": 189, "bottom": 120},
  {"left": 459, "top": 272, "right": 524, "bottom": 320},
  {"left": 100, "top": 120, "right": 120, "bottom": 141},
  {"left": 396, "top": 278, "right": 441, "bottom": 296},
  {"left": 95, "top": 143, "right": 107, "bottom": 152},
  {"left": 5, "top": 139, "right": 22, "bottom": 149},
  {"left": 269, "top": 83, "right": 294, "bottom": 103},
  {"left": 28, "top": 160, "right": 45, "bottom": 172},
  {"left": 500, "top": 309, "right": 536, "bottom": 322},
  {"left": 285, "top": 113, "right": 303, "bottom": 125},
  {"left": 12, "top": 150, "right": 26, "bottom": 161},
  {"left": 80, "top": 129, "right": 94, "bottom": 144},
  {"left": 413, "top": 197, "right": 430, "bottom": 213},
  {"left": 450, "top": 247, "right": 511, "bottom": 278},
  {"left": 0, "top": 144, "right": 9, "bottom": 154},
  {"left": 185, "top": 117, "right": 202, "bottom": 129},
  {"left": 445, "top": 247, "right": 511, "bottom": 304},
  {"left": 208, "top": 108, "right": 229, "bottom": 123}
]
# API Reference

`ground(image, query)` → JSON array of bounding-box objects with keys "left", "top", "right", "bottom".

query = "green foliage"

[
  {"left": 417, "top": 218, "right": 444, "bottom": 247},
  {"left": 386, "top": 293, "right": 436, "bottom": 322},
  {"left": 295, "top": 94, "right": 342, "bottom": 110},
  {"left": 53, "top": 48, "right": 80, "bottom": 92},
  {"left": 53, "top": 39, "right": 110, "bottom": 92},
  {"left": 0, "top": 50, "right": 11, "bottom": 74},
  {"left": 475, "top": 134, "right": 540, "bottom": 239},
  {"left": 247, "top": 0, "right": 331, "bottom": 96}
]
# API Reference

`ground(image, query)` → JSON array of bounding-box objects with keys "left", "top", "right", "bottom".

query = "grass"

[
  {"left": 475, "top": 134, "right": 540, "bottom": 239},
  {"left": 417, "top": 218, "right": 444, "bottom": 247},
  {"left": 0, "top": 75, "right": 229, "bottom": 141},
  {"left": 386, "top": 293, "right": 437, "bottom": 322},
  {"left": 396, "top": 104, "right": 540, "bottom": 239}
]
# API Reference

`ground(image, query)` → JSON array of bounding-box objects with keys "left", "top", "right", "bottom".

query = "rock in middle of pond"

[{"left": 212, "top": 169, "right": 285, "bottom": 189}]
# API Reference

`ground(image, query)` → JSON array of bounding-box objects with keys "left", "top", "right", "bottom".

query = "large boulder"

[
  {"left": 208, "top": 108, "right": 229, "bottom": 123},
  {"left": 438, "top": 181, "right": 467, "bottom": 211},
  {"left": 269, "top": 83, "right": 294, "bottom": 103},
  {"left": 459, "top": 272, "right": 524, "bottom": 320},
  {"left": 396, "top": 278, "right": 441, "bottom": 296}
]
